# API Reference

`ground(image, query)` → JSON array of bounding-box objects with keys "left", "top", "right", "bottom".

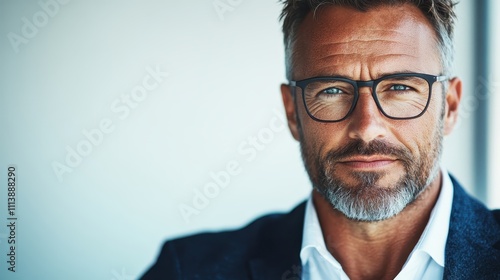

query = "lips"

[
  {"left": 338, "top": 156, "right": 397, "bottom": 169},
  {"left": 321, "top": 139, "right": 411, "bottom": 172}
]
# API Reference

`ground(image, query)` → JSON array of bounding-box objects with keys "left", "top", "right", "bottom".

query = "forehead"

[{"left": 293, "top": 4, "right": 441, "bottom": 79}]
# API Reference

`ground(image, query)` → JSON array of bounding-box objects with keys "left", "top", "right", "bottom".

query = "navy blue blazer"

[{"left": 141, "top": 177, "right": 500, "bottom": 279}]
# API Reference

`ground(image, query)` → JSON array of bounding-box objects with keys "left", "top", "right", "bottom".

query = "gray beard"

[
  {"left": 316, "top": 159, "right": 441, "bottom": 222},
  {"left": 300, "top": 128, "right": 443, "bottom": 222}
]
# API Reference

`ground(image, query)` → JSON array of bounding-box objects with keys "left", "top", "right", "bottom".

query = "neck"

[{"left": 313, "top": 172, "right": 442, "bottom": 280}]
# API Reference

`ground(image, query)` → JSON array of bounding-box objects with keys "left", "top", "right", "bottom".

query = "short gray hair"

[{"left": 280, "top": 0, "right": 458, "bottom": 80}]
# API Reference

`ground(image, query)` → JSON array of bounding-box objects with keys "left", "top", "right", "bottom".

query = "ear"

[
  {"left": 443, "top": 77, "right": 462, "bottom": 135},
  {"left": 280, "top": 84, "right": 300, "bottom": 141}
]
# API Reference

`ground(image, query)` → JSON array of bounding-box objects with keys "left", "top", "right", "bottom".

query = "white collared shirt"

[{"left": 300, "top": 167, "right": 454, "bottom": 280}]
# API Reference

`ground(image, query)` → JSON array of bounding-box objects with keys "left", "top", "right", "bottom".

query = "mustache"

[{"left": 324, "top": 139, "right": 413, "bottom": 163}]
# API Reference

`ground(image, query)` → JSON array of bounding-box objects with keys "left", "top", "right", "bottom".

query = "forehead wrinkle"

[
  {"left": 316, "top": 25, "right": 416, "bottom": 39},
  {"left": 318, "top": 39, "right": 415, "bottom": 49},
  {"left": 306, "top": 53, "right": 422, "bottom": 79},
  {"left": 320, "top": 53, "right": 419, "bottom": 62},
  {"left": 315, "top": 39, "right": 418, "bottom": 57}
]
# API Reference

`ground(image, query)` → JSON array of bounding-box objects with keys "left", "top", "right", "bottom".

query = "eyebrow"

[{"left": 376, "top": 70, "right": 428, "bottom": 77}]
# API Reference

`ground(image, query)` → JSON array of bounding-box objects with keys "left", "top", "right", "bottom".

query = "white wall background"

[{"left": 0, "top": 0, "right": 496, "bottom": 279}]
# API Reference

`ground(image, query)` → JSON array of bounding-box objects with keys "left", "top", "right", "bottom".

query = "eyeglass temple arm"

[{"left": 436, "top": 75, "right": 449, "bottom": 82}]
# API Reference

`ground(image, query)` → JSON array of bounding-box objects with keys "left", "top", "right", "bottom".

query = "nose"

[{"left": 347, "top": 88, "right": 388, "bottom": 142}]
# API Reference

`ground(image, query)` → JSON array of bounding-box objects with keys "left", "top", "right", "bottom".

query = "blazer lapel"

[{"left": 444, "top": 176, "right": 500, "bottom": 279}]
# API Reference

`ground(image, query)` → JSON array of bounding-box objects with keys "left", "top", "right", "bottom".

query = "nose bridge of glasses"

[
  {"left": 351, "top": 80, "right": 381, "bottom": 116},
  {"left": 355, "top": 80, "right": 375, "bottom": 90}
]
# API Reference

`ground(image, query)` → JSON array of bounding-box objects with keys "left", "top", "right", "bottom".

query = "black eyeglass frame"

[{"left": 289, "top": 72, "right": 448, "bottom": 122}]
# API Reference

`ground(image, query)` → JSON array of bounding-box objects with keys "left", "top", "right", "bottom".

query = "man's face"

[{"left": 281, "top": 4, "right": 461, "bottom": 221}]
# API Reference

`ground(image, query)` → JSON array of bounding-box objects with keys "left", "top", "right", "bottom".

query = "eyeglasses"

[{"left": 289, "top": 73, "right": 448, "bottom": 122}]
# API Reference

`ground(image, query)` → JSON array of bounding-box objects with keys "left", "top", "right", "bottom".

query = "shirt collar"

[
  {"left": 300, "top": 192, "right": 342, "bottom": 269},
  {"left": 300, "top": 166, "right": 453, "bottom": 269},
  {"left": 411, "top": 166, "right": 453, "bottom": 267}
]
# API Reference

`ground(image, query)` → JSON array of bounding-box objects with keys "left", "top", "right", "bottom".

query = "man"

[{"left": 142, "top": 0, "right": 500, "bottom": 279}]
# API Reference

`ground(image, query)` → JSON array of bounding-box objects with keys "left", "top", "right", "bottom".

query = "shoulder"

[
  {"left": 445, "top": 175, "right": 500, "bottom": 277},
  {"left": 168, "top": 203, "right": 305, "bottom": 262},
  {"left": 449, "top": 175, "right": 500, "bottom": 226},
  {"left": 140, "top": 202, "right": 306, "bottom": 279}
]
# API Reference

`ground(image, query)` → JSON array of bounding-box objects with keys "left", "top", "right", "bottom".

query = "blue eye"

[
  {"left": 390, "top": 84, "right": 411, "bottom": 91},
  {"left": 322, "top": 87, "right": 343, "bottom": 95}
]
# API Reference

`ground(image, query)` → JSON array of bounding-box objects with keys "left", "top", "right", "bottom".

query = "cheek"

[
  {"left": 396, "top": 92, "right": 444, "bottom": 149},
  {"left": 392, "top": 117, "right": 440, "bottom": 160},
  {"left": 298, "top": 102, "right": 334, "bottom": 148},
  {"left": 300, "top": 118, "right": 347, "bottom": 159}
]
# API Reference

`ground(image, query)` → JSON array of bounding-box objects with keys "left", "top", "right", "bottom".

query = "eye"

[
  {"left": 389, "top": 84, "right": 411, "bottom": 91},
  {"left": 321, "top": 87, "right": 344, "bottom": 95}
]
